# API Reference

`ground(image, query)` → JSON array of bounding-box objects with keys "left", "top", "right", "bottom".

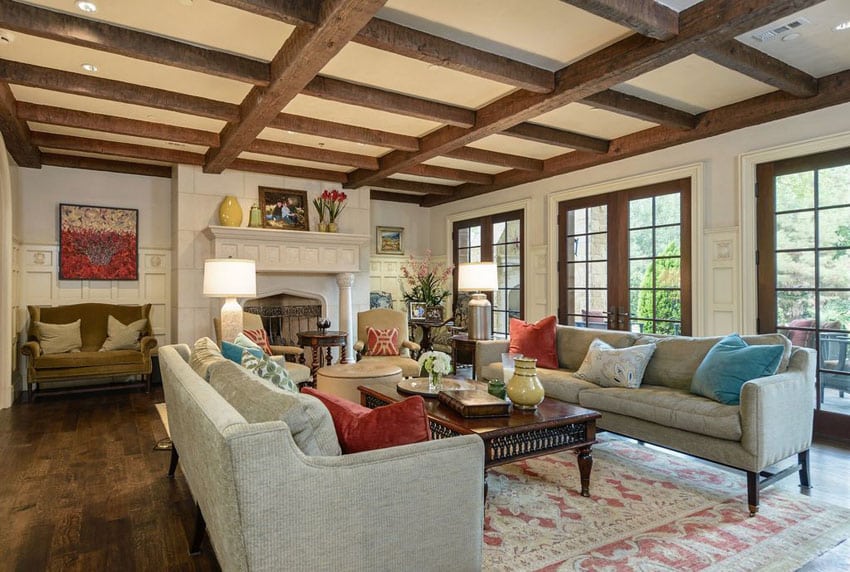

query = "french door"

[
  {"left": 756, "top": 148, "right": 850, "bottom": 439},
  {"left": 558, "top": 179, "right": 692, "bottom": 335},
  {"left": 453, "top": 210, "right": 524, "bottom": 338}
]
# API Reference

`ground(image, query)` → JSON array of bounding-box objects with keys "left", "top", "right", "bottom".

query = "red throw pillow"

[
  {"left": 366, "top": 327, "right": 399, "bottom": 356},
  {"left": 243, "top": 328, "right": 272, "bottom": 354},
  {"left": 301, "top": 387, "right": 431, "bottom": 454},
  {"left": 509, "top": 315, "right": 559, "bottom": 369}
]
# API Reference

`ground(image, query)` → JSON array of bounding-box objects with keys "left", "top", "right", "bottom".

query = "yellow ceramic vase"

[
  {"left": 507, "top": 357, "right": 544, "bottom": 410},
  {"left": 218, "top": 195, "right": 243, "bottom": 227}
]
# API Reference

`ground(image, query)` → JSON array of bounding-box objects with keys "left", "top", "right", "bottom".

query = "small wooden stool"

[{"left": 316, "top": 362, "right": 403, "bottom": 403}]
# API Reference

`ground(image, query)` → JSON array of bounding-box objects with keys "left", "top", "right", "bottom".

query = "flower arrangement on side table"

[
  {"left": 400, "top": 249, "right": 453, "bottom": 317},
  {"left": 313, "top": 189, "right": 347, "bottom": 232},
  {"left": 418, "top": 350, "right": 452, "bottom": 390}
]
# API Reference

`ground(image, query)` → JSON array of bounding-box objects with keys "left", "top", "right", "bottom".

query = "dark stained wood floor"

[
  {"left": 2, "top": 387, "right": 849, "bottom": 571},
  {"left": 0, "top": 387, "right": 219, "bottom": 572}
]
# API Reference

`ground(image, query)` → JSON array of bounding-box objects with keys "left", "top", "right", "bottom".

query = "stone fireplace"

[{"left": 205, "top": 226, "right": 370, "bottom": 358}]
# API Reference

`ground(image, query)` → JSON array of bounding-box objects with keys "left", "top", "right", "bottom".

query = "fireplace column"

[{"left": 336, "top": 272, "right": 355, "bottom": 363}]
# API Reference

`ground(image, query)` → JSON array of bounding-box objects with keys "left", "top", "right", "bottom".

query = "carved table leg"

[
  {"left": 340, "top": 344, "right": 347, "bottom": 364},
  {"left": 577, "top": 445, "right": 593, "bottom": 497},
  {"left": 311, "top": 343, "right": 320, "bottom": 376},
  {"left": 325, "top": 346, "right": 333, "bottom": 366}
]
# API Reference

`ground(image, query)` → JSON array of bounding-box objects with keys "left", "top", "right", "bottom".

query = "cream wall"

[
  {"left": 429, "top": 102, "right": 850, "bottom": 335},
  {"left": 1, "top": 143, "right": 18, "bottom": 409},
  {"left": 172, "top": 165, "right": 372, "bottom": 346}
]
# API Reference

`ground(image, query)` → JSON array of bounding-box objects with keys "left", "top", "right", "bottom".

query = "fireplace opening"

[{"left": 244, "top": 292, "right": 324, "bottom": 346}]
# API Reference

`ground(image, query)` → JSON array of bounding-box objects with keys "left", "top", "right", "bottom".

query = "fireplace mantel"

[{"left": 205, "top": 226, "right": 369, "bottom": 273}]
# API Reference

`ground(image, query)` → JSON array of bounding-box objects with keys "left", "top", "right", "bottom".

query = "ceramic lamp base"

[{"left": 219, "top": 298, "right": 244, "bottom": 343}]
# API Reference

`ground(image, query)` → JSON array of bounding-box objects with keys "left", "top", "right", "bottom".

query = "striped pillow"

[
  {"left": 367, "top": 327, "right": 399, "bottom": 356},
  {"left": 242, "top": 328, "right": 272, "bottom": 354}
]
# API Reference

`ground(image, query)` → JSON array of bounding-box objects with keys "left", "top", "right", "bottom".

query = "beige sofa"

[
  {"left": 21, "top": 303, "right": 157, "bottom": 398},
  {"left": 476, "top": 325, "right": 816, "bottom": 515},
  {"left": 159, "top": 342, "right": 485, "bottom": 571}
]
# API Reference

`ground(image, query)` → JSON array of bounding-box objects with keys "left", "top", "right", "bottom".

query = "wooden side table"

[
  {"left": 296, "top": 330, "right": 348, "bottom": 377},
  {"left": 451, "top": 334, "right": 477, "bottom": 379}
]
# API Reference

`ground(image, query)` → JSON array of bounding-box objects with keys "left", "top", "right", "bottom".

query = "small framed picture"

[
  {"left": 259, "top": 187, "right": 309, "bottom": 231},
  {"left": 376, "top": 226, "right": 404, "bottom": 255},
  {"left": 409, "top": 302, "right": 426, "bottom": 320},
  {"left": 425, "top": 306, "right": 444, "bottom": 321}
]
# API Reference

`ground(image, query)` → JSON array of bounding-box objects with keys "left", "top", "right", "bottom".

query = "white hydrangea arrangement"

[{"left": 418, "top": 350, "right": 452, "bottom": 376}]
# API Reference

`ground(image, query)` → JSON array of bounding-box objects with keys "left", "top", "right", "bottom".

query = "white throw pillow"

[
  {"left": 575, "top": 338, "right": 656, "bottom": 388},
  {"left": 100, "top": 315, "right": 148, "bottom": 351},
  {"left": 36, "top": 320, "right": 82, "bottom": 355}
]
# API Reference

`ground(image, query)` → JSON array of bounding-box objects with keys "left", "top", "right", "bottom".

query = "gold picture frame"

[
  {"left": 376, "top": 226, "right": 404, "bottom": 255},
  {"left": 259, "top": 187, "right": 309, "bottom": 231}
]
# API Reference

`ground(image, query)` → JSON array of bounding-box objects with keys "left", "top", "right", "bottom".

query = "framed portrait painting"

[
  {"left": 409, "top": 302, "right": 426, "bottom": 320},
  {"left": 59, "top": 203, "right": 139, "bottom": 280},
  {"left": 259, "top": 187, "right": 309, "bottom": 231},
  {"left": 376, "top": 226, "right": 404, "bottom": 255}
]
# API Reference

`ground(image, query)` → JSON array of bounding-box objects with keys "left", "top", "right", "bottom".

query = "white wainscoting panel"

[
  {"left": 703, "top": 228, "right": 740, "bottom": 336},
  {"left": 20, "top": 245, "right": 172, "bottom": 347}
]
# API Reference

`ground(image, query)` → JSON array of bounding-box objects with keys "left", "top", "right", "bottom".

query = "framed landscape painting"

[
  {"left": 259, "top": 187, "right": 309, "bottom": 231},
  {"left": 59, "top": 203, "right": 138, "bottom": 280},
  {"left": 376, "top": 226, "right": 404, "bottom": 255}
]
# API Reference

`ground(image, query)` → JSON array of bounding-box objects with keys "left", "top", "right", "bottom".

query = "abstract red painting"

[{"left": 59, "top": 204, "right": 138, "bottom": 280}]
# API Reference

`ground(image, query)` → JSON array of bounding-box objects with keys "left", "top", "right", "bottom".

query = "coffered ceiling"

[{"left": 1, "top": 0, "right": 849, "bottom": 205}]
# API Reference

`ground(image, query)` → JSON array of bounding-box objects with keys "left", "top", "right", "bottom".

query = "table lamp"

[
  {"left": 458, "top": 262, "right": 497, "bottom": 340},
  {"left": 203, "top": 258, "right": 257, "bottom": 343}
]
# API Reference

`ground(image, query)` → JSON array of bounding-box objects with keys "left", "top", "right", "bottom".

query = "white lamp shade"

[
  {"left": 203, "top": 258, "right": 257, "bottom": 298},
  {"left": 458, "top": 262, "right": 497, "bottom": 292}
]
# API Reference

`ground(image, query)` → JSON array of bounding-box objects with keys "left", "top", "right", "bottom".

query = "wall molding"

[
  {"left": 19, "top": 244, "right": 172, "bottom": 347},
  {"left": 545, "top": 163, "right": 705, "bottom": 333}
]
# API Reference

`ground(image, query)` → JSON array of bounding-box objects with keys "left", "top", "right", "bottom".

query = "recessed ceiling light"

[
  {"left": 81, "top": 63, "right": 98, "bottom": 72},
  {"left": 178, "top": 0, "right": 194, "bottom": 5},
  {"left": 781, "top": 33, "right": 801, "bottom": 42},
  {"left": 835, "top": 21, "right": 850, "bottom": 31},
  {"left": 0, "top": 30, "right": 14, "bottom": 45},
  {"left": 75, "top": 1, "right": 97, "bottom": 13}
]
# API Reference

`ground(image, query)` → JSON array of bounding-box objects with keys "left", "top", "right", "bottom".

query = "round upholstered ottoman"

[{"left": 316, "top": 362, "right": 403, "bottom": 403}]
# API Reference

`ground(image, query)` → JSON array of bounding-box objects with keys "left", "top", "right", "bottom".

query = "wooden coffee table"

[{"left": 358, "top": 378, "right": 601, "bottom": 497}]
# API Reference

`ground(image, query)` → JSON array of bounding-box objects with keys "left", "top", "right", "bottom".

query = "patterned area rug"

[{"left": 483, "top": 436, "right": 850, "bottom": 571}]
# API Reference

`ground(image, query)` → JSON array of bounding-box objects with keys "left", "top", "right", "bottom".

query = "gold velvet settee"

[{"left": 21, "top": 303, "right": 157, "bottom": 398}]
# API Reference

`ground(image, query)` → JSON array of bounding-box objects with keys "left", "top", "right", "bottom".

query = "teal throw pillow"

[
  {"left": 241, "top": 352, "right": 298, "bottom": 393},
  {"left": 222, "top": 340, "right": 263, "bottom": 364},
  {"left": 690, "top": 334, "right": 784, "bottom": 405}
]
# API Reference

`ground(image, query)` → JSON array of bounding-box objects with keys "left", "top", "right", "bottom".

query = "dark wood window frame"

[
  {"left": 452, "top": 210, "right": 525, "bottom": 336},
  {"left": 557, "top": 178, "right": 692, "bottom": 334}
]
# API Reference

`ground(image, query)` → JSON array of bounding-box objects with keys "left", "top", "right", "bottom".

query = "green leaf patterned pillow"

[{"left": 241, "top": 352, "right": 298, "bottom": 393}]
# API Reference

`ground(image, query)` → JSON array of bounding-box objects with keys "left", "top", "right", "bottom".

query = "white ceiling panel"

[{"left": 533, "top": 102, "right": 658, "bottom": 139}]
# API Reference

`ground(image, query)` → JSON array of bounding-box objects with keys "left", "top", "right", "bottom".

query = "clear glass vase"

[{"left": 428, "top": 371, "right": 443, "bottom": 391}]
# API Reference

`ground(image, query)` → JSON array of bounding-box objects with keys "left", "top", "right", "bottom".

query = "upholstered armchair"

[
  {"left": 431, "top": 293, "right": 471, "bottom": 354},
  {"left": 354, "top": 309, "right": 421, "bottom": 377},
  {"left": 214, "top": 312, "right": 311, "bottom": 384}
]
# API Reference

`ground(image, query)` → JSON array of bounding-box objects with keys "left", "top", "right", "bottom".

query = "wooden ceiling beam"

[
  {"left": 504, "top": 123, "right": 609, "bottom": 153},
  {"left": 699, "top": 40, "right": 818, "bottom": 98},
  {"left": 582, "top": 89, "right": 698, "bottom": 129},
  {"left": 353, "top": 18, "right": 553, "bottom": 93},
  {"left": 41, "top": 153, "right": 172, "bottom": 178},
  {"left": 271, "top": 113, "right": 419, "bottom": 151},
  {"left": 230, "top": 158, "right": 349, "bottom": 183},
  {"left": 399, "top": 163, "right": 494, "bottom": 184},
  {"left": 204, "top": 0, "right": 388, "bottom": 173},
  {"left": 345, "top": 0, "right": 827, "bottom": 188},
  {"left": 0, "top": 60, "right": 239, "bottom": 122},
  {"left": 208, "top": 0, "right": 319, "bottom": 26},
  {"left": 371, "top": 178, "right": 456, "bottom": 196},
  {"left": 443, "top": 147, "right": 543, "bottom": 171},
  {"left": 31, "top": 131, "right": 205, "bottom": 165},
  {"left": 424, "top": 66, "right": 850, "bottom": 206},
  {"left": 559, "top": 0, "right": 678, "bottom": 40},
  {"left": 16, "top": 103, "right": 219, "bottom": 147},
  {"left": 0, "top": 82, "right": 40, "bottom": 167},
  {"left": 302, "top": 75, "right": 475, "bottom": 128},
  {"left": 247, "top": 139, "right": 377, "bottom": 169},
  {"left": 211, "top": 0, "right": 553, "bottom": 92},
  {"left": 0, "top": 0, "right": 269, "bottom": 85},
  {"left": 370, "top": 189, "right": 423, "bottom": 204}
]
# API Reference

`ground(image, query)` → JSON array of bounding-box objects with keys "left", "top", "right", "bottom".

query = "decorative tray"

[{"left": 397, "top": 377, "right": 471, "bottom": 397}]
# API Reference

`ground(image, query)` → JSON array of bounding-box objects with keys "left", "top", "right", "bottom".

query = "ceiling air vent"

[{"left": 751, "top": 17, "right": 811, "bottom": 42}]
